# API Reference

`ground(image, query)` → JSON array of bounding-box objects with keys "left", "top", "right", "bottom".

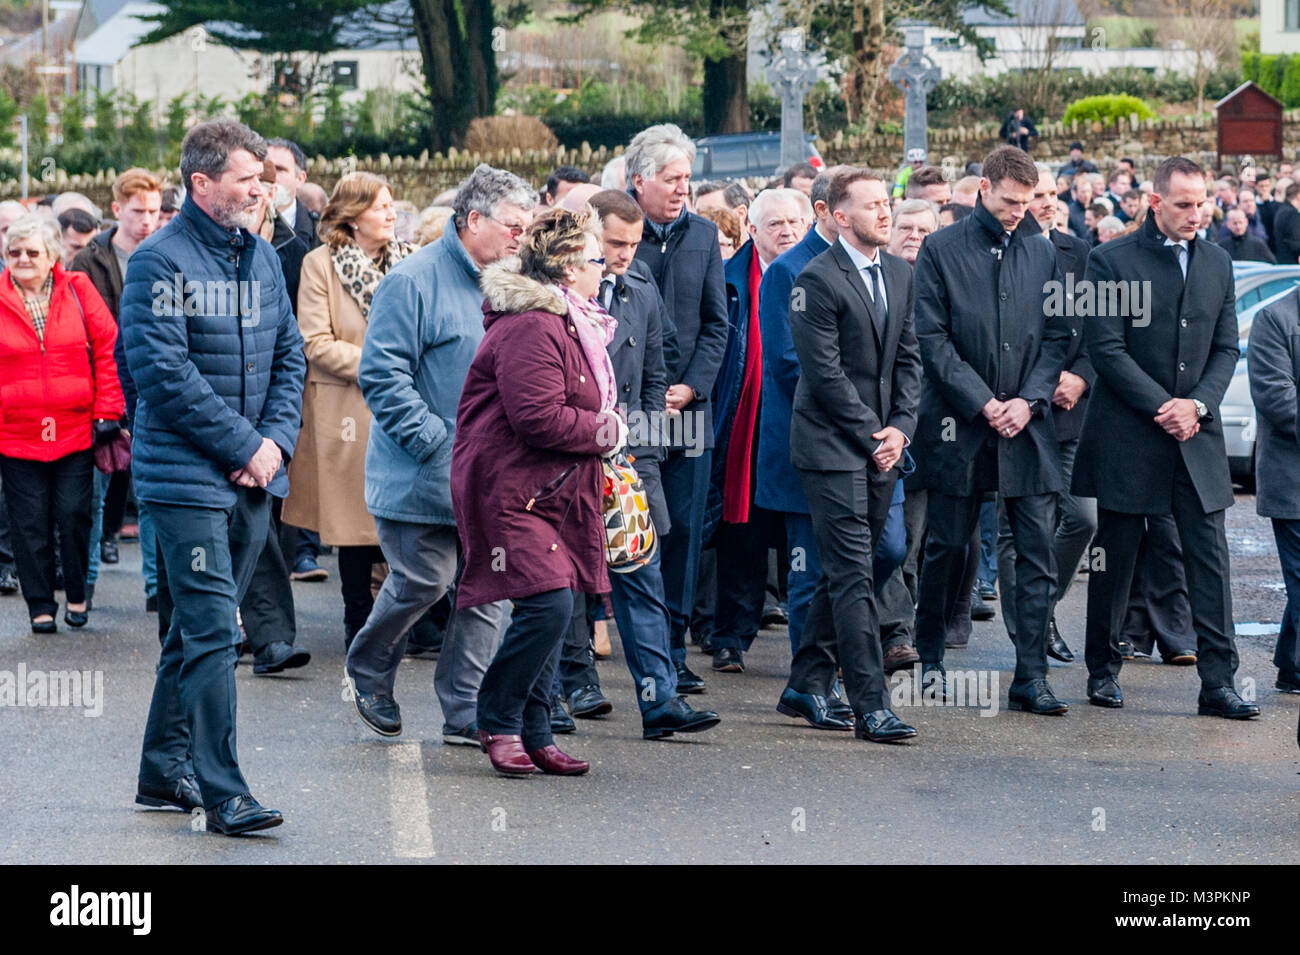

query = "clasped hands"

[{"left": 229, "top": 437, "right": 282, "bottom": 488}]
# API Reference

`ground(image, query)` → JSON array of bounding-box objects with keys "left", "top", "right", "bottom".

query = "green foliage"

[
  {"left": 0, "top": 85, "right": 19, "bottom": 150},
  {"left": 1282, "top": 56, "right": 1300, "bottom": 109},
  {"left": 927, "top": 68, "right": 1241, "bottom": 126},
  {"left": 1061, "top": 94, "right": 1157, "bottom": 126}
]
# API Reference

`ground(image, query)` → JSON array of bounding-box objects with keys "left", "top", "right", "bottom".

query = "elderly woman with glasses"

[
  {"left": 0, "top": 214, "right": 124, "bottom": 632},
  {"left": 451, "top": 207, "right": 627, "bottom": 777}
]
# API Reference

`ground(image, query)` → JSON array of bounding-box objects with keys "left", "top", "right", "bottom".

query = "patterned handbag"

[{"left": 601, "top": 452, "right": 657, "bottom": 573}]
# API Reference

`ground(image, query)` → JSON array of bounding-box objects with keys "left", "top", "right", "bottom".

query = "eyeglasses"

[
  {"left": 5, "top": 248, "right": 42, "bottom": 260},
  {"left": 486, "top": 214, "right": 528, "bottom": 236}
]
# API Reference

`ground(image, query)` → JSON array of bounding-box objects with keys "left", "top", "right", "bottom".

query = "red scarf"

[{"left": 722, "top": 247, "right": 763, "bottom": 524}]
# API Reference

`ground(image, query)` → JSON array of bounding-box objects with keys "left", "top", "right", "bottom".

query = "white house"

[
  {"left": 72, "top": 0, "right": 423, "bottom": 104},
  {"left": 1260, "top": 0, "right": 1300, "bottom": 54},
  {"left": 913, "top": 0, "right": 1207, "bottom": 81}
]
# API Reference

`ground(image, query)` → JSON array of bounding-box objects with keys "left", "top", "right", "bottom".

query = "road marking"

[{"left": 389, "top": 742, "right": 435, "bottom": 858}]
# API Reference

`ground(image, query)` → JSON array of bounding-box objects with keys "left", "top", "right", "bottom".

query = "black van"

[{"left": 691, "top": 132, "right": 824, "bottom": 180}]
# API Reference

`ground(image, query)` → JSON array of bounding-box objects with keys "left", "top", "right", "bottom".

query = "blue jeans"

[
  {"left": 138, "top": 487, "right": 269, "bottom": 807},
  {"left": 86, "top": 468, "right": 109, "bottom": 586},
  {"left": 138, "top": 501, "right": 158, "bottom": 598},
  {"left": 1272, "top": 518, "right": 1300, "bottom": 684},
  {"left": 608, "top": 546, "right": 679, "bottom": 713},
  {"left": 659, "top": 449, "right": 711, "bottom": 666}
]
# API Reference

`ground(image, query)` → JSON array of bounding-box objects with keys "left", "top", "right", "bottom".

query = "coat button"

[
  {"left": 629, "top": 337, "right": 636, "bottom": 346},
  {"left": 1178, "top": 362, "right": 1186, "bottom": 371},
  {"left": 580, "top": 374, "right": 586, "bottom": 383},
  {"left": 246, "top": 361, "right": 255, "bottom": 371},
  {"left": 1002, "top": 342, "right": 1011, "bottom": 351},
  {"left": 879, "top": 377, "right": 886, "bottom": 386},
  {"left": 622, "top": 383, "right": 631, "bottom": 393},
  {"left": 1071, "top": 328, "right": 1078, "bottom": 336},
  {"left": 1000, "top": 292, "right": 1008, "bottom": 301},
  {"left": 1180, "top": 319, "right": 1188, "bottom": 327},
  {"left": 570, "top": 325, "right": 576, "bottom": 333}
]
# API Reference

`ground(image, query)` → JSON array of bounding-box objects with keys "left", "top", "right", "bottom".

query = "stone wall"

[{"left": 9, "top": 109, "right": 1300, "bottom": 208}]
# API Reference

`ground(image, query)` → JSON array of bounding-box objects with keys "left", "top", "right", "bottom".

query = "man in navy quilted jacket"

[{"left": 121, "top": 120, "right": 305, "bottom": 836}]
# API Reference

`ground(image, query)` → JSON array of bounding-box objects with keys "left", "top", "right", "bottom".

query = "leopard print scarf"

[{"left": 329, "top": 238, "right": 416, "bottom": 318}]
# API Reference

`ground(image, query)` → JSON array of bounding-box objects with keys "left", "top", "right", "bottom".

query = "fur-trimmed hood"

[{"left": 480, "top": 259, "right": 566, "bottom": 323}]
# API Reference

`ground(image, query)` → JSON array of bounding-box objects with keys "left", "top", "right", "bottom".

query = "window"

[
  {"left": 332, "top": 61, "right": 359, "bottom": 89},
  {"left": 708, "top": 142, "right": 750, "bottom": 176},
  {"left": 1288, "top": 0, "right": 1300, "bottom": 31}
]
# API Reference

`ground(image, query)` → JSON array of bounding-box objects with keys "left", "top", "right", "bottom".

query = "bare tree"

[
  {"left": 1159, "top": 0, "right": 1243, "bottom": 116},
  {"left": 1012, "top": 0, "right": 1083, "bottom": 119}
]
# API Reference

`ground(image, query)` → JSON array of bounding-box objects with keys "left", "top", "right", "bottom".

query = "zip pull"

[
  {"left": 526, "top": 498, "right": 535, "bottom": 511},
  {"left": 661, "top": 241, "right": 667, "bottom": 254}
]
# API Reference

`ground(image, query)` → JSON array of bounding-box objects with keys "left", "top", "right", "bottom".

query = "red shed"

[{"left": 1216, "top": 82, "right": 1283, "bottom": 167}]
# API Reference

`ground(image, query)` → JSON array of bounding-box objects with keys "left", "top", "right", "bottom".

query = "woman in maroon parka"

[{"left": 451, "top": 207, "right": 627, "bottom": 777}]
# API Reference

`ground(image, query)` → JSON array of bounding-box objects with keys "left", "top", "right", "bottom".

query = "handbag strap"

[{"left": 65, "top": 278, "right": 95, "bottom": 387}]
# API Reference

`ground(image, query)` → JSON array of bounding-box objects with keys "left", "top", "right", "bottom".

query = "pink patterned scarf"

[{"left": 556, "top": 283, "right": 618, "bottom": 414}]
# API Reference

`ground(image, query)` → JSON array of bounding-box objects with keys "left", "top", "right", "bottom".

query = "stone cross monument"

[
  {"left": 889, "top": 24, "right": 941, "bottom": 160},
  {"left": 766, "top": 30, "right": 821, "bottom": 172}
]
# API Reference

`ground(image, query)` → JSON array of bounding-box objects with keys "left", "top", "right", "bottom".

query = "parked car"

[
  {"left": 1231, "top": 263, "right": 1300, "bottom": 316},
  {"left": 1223, "top": 283, "right": 1298, "bottom": 489},
  {"left": 691, "top": 132, "right": 823, "bottom": 181}
]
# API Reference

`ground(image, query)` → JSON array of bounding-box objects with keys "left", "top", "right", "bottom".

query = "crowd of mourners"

[{"left": 1, "top": 117, "right": 1297, "bottom": 835}]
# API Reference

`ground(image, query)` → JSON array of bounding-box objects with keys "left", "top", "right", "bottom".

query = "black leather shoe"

[
  {"left": 827, "top": 678, "right": 854, "bottom": 721},
  {"left": 1087, "top": 676, "right": 1123, "bottom": 708},
  {"left": 0, "top": 567, "right": 18, "bottom": 595},
  {"left": 31, "top": 618, "right": 57, "bottom": 634},
  {"left": 145, "top": 594, "right": 158, "bottom": 613},
  {"left": 1008, "top": 678, "right": 1069, "bottom": 715},
  {"left": 551, "top": 696, "right": 576, "bottom": 734},
  {"left": 642, "top": 696, "right": 721, "bottom": 739},
  {"left": 1197, "top": 686, "right": 1260, "bottom": 720},
  {"left": 1163, "top": 649, "right": 1197, "bottom": 666},
  {"left": 1046, "top": 618, "right": 1074, "bottom": 662},
  {"left": 761, "top": 607, "right": 788, "bottom": 628},
  {"left": 568, "top": 684, "right": 613, "bottom": 718},
  {"left": 205, "top": 794, "right": 283, "bottom": 835},
  {"left": 697, "top": 633, "right": 713, "bottom": 654},
  {"left": 1277, "top": 677, "right": 1300, "bottom": 694},
  {"left": 970, "top": 589, "right": 995, "bottom": 621},
  {"left": 776, "top": 686, "right": 854, "bottom": 730},
  {"left": 252, "top": 641, "right": 311, "bottom": 675},
  {"left": 712, "top": 647, "right": 745, "bottom": 672},
  {"left": 100, "top": 538, "right": 119, "bottom": 564},
  {"left": 352, "top": 688, "right": 402, "bottom": 736},
  {"left": 977, "top": 579, "right": 997, "bottom": 601},
  {"left": 919, "top": 662, "right": 953, "bottom": 701},
  {"left": 64, "top": 609, "right": 88, "bottom": 628},
  {"left": 136, "top": 774, "right": 202, "bottom": 811},
  {"left": 854, "top": 709, "right": 917, "bottom": 743},
  {"left": 675, "top": 662, "right": 706, "bottom": 694}
]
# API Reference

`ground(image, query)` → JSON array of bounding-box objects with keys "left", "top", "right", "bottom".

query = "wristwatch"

[{"left": 1192, "top": 398, "right": 1209, "bottom": 420}]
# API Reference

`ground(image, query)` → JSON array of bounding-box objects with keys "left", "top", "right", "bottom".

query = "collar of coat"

[
  {"left": 1138, "top": 212, "right": 1198, "bottom": 253},
  {"left": 480, "top": 259, "right": 567, "bottom": 317},
  {"left": 972, "top": 194, "right": 1043, "bottom": 244},
  {"left": 638, "top": 200, "right": 690, "bottom": 244},
  {"left": 179, "top": 195, "right": 254, "bottom": 251}
]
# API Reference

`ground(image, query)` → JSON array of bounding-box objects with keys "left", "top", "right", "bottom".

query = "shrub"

[
  {"left": 462, "top": 115, "right": 559, "bottom": 153},
  {"left": 1282, "top": 56, "right": 1300, "bottom": 107},
  {"left": 1061, "top": 94, "right": 1157, "bottom": 126}
]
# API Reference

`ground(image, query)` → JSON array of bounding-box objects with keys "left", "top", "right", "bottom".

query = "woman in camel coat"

[{"left": 283, "top": 172, "right": 414, "bottom": 643}]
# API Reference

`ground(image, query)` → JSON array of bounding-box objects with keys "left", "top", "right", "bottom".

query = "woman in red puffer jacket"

[{"left": 0, "top": 214, "right": 124, "bottom": 633}]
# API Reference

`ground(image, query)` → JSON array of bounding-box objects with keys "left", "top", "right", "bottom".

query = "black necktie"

[{"left": 866, "top": 263, "right": 885, "bottom": 336}]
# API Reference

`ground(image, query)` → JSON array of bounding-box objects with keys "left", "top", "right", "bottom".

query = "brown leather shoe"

[
  {"left": 526, "top": 744, "right": 590, "bottom": 776},
  {"left": 883, "top": 644, "right": 921, "bottom": 673},
  {"left": 477, "top": 730, "right": 538, "bottom": 776}
]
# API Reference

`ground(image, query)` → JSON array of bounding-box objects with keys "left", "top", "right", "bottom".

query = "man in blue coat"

[{"left": 123, "top": 120, "right": 305, "bottom": 835}]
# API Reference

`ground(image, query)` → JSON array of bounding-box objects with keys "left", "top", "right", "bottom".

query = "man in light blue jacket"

[{"left": 345, "top": 164, "right": 537, "bottom": 744}]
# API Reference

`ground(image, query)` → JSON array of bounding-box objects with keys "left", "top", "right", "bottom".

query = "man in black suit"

[
  {"left": 912, "top": 145, "right": 1072, "bottom": 715},
  {"left": 1272, "top": 180, "right": 1300, "bottom": 263},
  {"left": 1073, "top": 156, "right": 1258, "bottom": 719},
  {"left": 995, "top": 164, "right": 1097, "bottom": 663},
  {"left": 777, "top": 167, "right": 923, "bottom": 743}
]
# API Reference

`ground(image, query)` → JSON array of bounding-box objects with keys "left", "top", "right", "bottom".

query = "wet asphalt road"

[{"left": 1, "top": 492, "right": 1296, "bottom": 864}]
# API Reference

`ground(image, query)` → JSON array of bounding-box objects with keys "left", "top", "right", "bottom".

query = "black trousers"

[
  {"left": 917, "top": 489, "right": 1057, "bottom": 682},
  {"left": 1120, "top": 515, "right": 1196, "bottom": 659},
  {"left": 556, "top": 590, "right": 599, "bottom": 696},
  {"left": 0, "top": 450, "right": 93, "bottom": 618},
  {"left": 339, "top": 544, "right": 385, "bottom": 641},
  {"left": 1085, "top": 459, "right": 1237, "bottom": 688},
  {"left": 477, "top": 588, "right": 574, "bottom": 750},
  {"left": 0, "top": 482, "right": 12, "bottom": 569},
  {"left": 788, "top": 467, "right": 897, "bottom": 715},
  {"left": 712, "top": 504, "right": 783, "bottom": 652},
  {"left": 102, "top": 470, "right": 130, "bottom": 538}
]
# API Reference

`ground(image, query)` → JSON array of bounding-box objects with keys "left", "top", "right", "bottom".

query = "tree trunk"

[
  {"left": 704, "top": 53, "right": 749, "bottom": 133},
  {"left": 465, "top": 0, "right": 498, "bottom": 119},
  {"left": 409, "top": 0, "right": 482, "bottom": 151},
  {"left": 703, "top": 0, "right": 748, "bottom": 134},
  {"left": 849, "top": 0, "right": 886, "bottom": 129}
]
